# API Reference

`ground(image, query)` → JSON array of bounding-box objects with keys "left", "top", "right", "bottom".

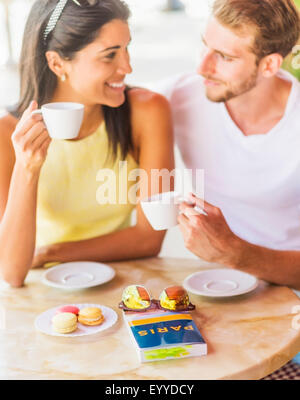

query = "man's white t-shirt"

[{"left": 155, "top": 70, "right": 300, "bottom": 251}]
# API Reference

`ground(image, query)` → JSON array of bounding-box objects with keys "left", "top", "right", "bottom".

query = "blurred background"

[
  {"left": 0, "top": 0, "right": 299, "bottom": 259},
  {"left": 0, "top": 0, "right": 212, "bottom": 107}
]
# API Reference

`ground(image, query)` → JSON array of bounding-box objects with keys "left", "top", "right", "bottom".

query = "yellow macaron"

[
  {"left": 52, "top": 312, "right": 77, "bottom": 334},
  {"left": 78, "top": 307, "right": 104, "bottom": 326}
]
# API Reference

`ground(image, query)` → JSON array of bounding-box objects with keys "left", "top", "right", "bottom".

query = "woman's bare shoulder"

[
  {"left": 128, "top": 87, "right": 173, "bottom": 156},
  {"left": 128, "top": 87, "right": 171, "bottom": 115}
]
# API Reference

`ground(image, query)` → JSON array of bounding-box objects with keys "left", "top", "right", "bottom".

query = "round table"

[{"left": 0, "top": 257, "right": 300, "bottom": 379}]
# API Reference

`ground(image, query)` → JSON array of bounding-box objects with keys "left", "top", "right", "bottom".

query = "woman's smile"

[{"left": 105, "top": 80, "right": 126, "bottom": 92}]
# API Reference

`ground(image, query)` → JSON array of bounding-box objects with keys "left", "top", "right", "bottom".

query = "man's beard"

[{"left": 204, "top": 68, "right": 259, "bottom": 103}]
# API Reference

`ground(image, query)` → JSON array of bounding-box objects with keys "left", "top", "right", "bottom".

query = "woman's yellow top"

[{"left": 36, "top": 122, "right": 139, "bottom": 247}]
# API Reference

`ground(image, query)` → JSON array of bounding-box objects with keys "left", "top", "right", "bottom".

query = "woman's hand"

[
  {"left": 31, "top": 246, "right": 48, "bottom": 268},
  {"left": 31, "top": 244, "right": 57, "bottom": 268},
  {"left": 11, "top": 101, "right": 51, "bottom": 174}
]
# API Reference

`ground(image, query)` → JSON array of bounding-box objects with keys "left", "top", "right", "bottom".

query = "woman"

[{"left": 0, "top": 0, "right": 174, "bottom": 287}]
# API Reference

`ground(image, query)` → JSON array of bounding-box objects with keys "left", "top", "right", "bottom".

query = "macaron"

[
  {"left": 78, "top": 307, "right": 104, "bottom": 326},
  {"left": 52, "top": 312, "right": 78, "bottom": 334},
  {"left": 55, "top": 305, "right": 80, "bottom": 316}
]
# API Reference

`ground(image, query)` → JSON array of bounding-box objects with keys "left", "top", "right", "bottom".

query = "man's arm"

[
  {"left": 230, "top": 238, "right": 300, "bottom": 291},
  {"left": 178, "top": 193, "right": 300, "bottom": 291}
]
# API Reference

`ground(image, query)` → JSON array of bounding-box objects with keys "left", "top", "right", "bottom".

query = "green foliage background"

[{"left": 283, "top": 0, "right": 300, "bottom": 80}]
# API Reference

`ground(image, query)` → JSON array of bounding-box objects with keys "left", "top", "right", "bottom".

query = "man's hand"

[
  {"left": 178, "top": 193, "right": 243, "bottom": 266},
  {"left": 178, "top": 194, "right": 300, "bottom": 290}
]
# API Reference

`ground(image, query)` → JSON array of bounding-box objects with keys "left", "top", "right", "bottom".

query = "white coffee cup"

[
  {"left": 32, "top": 102, "right": 84, "bottom": 140},
  {"left": 141, "top": 191, "right": 207, "bottom": 231}
]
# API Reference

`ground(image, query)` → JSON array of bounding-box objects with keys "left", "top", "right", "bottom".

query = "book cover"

[{"left": 123, "top": 309, "right": 207, "bottom": 362}]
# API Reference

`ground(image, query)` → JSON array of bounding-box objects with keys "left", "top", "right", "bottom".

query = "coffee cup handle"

[
  {"left": 176, "top": 196, "right": 194, "bottom": 205},
  {"left": 177, "top": 196, "right": 208, "bottom": 216},
  {"left": 31, "top": 109, "right": 42, "bottom": 116},
  {"left": 193, "top": 206, "right": 208, "bottom": 216}
]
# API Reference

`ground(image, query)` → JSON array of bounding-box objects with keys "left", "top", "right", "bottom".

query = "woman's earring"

[{"left": 61, "top": 74, "right": 66, "bottom": 82}]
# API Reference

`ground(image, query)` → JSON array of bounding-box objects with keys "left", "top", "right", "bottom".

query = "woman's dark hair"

[{"left": 14, "top": 0, "right": 133, "bottom": 160}]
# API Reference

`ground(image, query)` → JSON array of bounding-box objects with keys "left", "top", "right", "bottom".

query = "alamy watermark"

[{"left": 96, "top": 162, "right": 205, "bottom": 205}]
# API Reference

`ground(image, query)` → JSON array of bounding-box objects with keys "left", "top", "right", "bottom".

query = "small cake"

[
  {"left": 55, "top": 305, "right": 80, "bottom": 316},
  {"left": 78, "top": 307, "right": 104, "bottom": 326},
  {"left": 52, "top": 312, "right": 78, "bottom": 334}
]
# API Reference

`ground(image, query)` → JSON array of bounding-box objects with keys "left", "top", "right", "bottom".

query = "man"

[{"left": 157, "top": 0, "right": 300, "bottom": 290}]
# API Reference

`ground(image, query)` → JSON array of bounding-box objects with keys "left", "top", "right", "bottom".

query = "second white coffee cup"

[
  {"left": 141, "top": 191, "right": 207, "bottom": 231},
  {"left": 32, "top": 102, "right": 84, "bottom": 140}
]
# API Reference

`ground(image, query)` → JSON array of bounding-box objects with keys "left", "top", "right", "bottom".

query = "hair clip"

[{"left": 44, "top": 0, "right": 82, "bottom": 45}]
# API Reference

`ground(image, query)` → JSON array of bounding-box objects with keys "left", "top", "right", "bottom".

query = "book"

[{"left": 123, "top": 309, "right": 207, "bottom": 362}]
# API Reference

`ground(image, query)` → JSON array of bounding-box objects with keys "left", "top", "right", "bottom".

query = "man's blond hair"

[{"left": 213, "top": 0, "right": 300, "bottom": 61}]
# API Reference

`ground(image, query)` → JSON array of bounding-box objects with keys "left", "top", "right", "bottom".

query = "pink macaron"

[{"left": 56, "top": 305, "right": 80, "bottom": 316}]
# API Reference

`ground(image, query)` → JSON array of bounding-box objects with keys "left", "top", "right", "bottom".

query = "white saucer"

[
  {"left": 42, "top": 261, "right": 115, "bottom": 290},
  {"left": 183, "top": 269, "right": 258, "bottom": 298},
  {"left": 35, "top": 303, "right": 118, "bottom": 337}
]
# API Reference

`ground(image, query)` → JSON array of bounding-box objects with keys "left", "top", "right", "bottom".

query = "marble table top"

[{"left": 0, "top": 257, "right": 300, "bottom": 380}]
